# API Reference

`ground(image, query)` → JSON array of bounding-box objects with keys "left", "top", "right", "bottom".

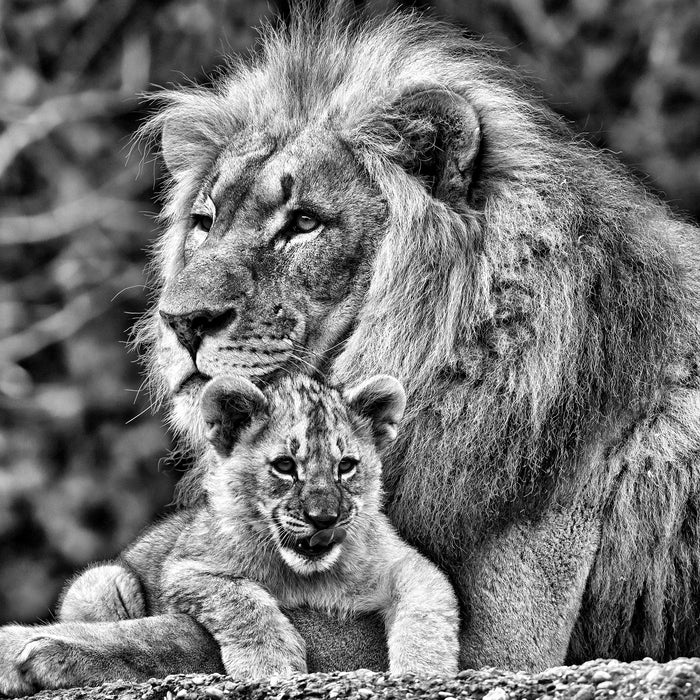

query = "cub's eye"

[
  {"left": 192, "top": 213, "right": 213, "bottom": 233},
  {"left": 290, "top": 212, "right": 320, "bottom": 234},
  {"left": 338, "top": 457, "right": 358, "bottom": 475},
  {"left": 271, "top": 457, "right": 297, "bottom": 476}
]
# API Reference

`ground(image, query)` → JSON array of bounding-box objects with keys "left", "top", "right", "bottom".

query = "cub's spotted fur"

[{"left": 0, "top": 374, "right": 458, "bottom": 694}]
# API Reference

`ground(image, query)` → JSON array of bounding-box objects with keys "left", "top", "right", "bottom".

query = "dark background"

[{"left": 1, "top": 0, "right": 699, "bottom": 624}]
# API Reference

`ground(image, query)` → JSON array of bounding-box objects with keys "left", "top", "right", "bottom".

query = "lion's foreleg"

[
  {"left": 59, "top": 563, "right": 146, "bottom": 622},
  {"left": 285, "top": 608, "right": 388, "bottom": 672},
  {"left": 0, "top": 614, "right": 222, "bottom": 696},
  {"left": 457, "top": 505, "right": 601, "bottom": 672}
]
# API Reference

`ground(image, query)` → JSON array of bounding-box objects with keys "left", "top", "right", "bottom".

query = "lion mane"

[{"left": 137, "top": 5, "right": 700, "bottom": 665}]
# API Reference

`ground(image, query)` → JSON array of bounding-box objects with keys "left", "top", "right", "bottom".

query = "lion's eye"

[
  {"left": 192, "top": 213, "right": 213, "bottom": 233},
  {"left": 271, "top": 457, "right": 297, "bottom": 476},
  {"left": 273, "top": 211, "right": 325, "bottom": 251},
  {"left": 338, "top": 457, "right": 358, "bottom": 475},
  {"left": 290, "top": 213, "right": 320, "bottom": 234}
]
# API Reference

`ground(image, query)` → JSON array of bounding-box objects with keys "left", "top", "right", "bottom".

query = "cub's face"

[
  {"left": 200, "top": 374, "right": 405, "bottom": 576},
  {"left": 154, "top": 128, "right": 388, "bottom": 440}
]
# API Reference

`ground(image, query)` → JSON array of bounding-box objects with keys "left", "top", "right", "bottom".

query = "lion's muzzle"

[{"left": 160, "top": 307, "right": 237, "bottom": 360}]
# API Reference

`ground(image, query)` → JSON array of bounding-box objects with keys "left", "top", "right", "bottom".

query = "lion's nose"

[
  {"left": 304, "top": 509, "right": 340, "bottom": 530},
  {"left": 159, "top": 307, "right": 237, "bottom": 360}
]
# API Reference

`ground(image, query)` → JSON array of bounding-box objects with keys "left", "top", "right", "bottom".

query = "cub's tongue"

[{"left": 309, "top": 526, "right": 347, "bottom": 548}]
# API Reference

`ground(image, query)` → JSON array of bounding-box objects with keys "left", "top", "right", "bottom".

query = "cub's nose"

[
  {"left": 304, "top": 510, "right": 339, "bottom": 530},
  {"left": 159, "top": 307, "right": 237, "bottom": 360}
]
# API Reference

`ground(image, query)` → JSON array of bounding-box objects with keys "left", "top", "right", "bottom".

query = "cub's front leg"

[
  {"left": 382, "top": 547, "right": 460, "bottom": 676},
  {"left": 162, "top": 561, "right": 306, "bottom": 679}
]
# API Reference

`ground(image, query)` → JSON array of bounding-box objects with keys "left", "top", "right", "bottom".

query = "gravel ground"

[{"left": 16, "top": 658, "right": 700, "bottom": 700}]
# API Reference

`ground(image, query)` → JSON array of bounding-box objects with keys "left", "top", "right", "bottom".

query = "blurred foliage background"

[{"left": 1, "top": 0, "right": 699, "bottom": 624}]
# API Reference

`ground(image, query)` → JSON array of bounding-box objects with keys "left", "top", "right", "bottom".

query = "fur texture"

[
  {"left": 0, "top": 375, "right": 458, "bottom": 695},
  {"left": 132, "top": 4, "right": 700, "bottom": 667},
  {"left": 143, "top": 373, "right": 458, "bottom": 678}
]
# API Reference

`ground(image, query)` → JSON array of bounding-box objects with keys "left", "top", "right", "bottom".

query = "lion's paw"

[
  {"left": 0, "top": 626, "right": 42, "bottom": 697},
  {"left": 0, "top": 627, "right": 79, "bottom": 697},
  {"left": 17, "top": 637, "right": 78, "bottom": 692}
]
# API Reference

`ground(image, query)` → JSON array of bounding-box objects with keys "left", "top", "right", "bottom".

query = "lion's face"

[{"left": 155, "top": 128, "right": 387, "bottom": 436}]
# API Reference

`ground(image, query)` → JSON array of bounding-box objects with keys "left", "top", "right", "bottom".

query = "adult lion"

[
  {"left": 144, "top": 5, "right": 700, "bottom": 670},
  {"left": 2, "top": 4, "right": 700, "bottom": 690}
]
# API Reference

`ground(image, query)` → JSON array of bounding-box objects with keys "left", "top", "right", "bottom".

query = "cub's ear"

[
  {"left": 388, "top": 88, "right": 481, "bottom": 204},
  {"left": 200, "top": 376, "right": 268, "bottom": 455},
  {"left": 344, "top": 375, "right": 406, "bottom": 450}
]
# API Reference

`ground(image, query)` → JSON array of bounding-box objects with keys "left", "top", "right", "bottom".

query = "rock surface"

[{"left": 15, "top": 658, "right": 700, "bottom": 700}]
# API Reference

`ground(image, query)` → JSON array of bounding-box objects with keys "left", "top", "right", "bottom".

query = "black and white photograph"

[{"left": 1, "top": 0, "right": 700, "bottom": 697}]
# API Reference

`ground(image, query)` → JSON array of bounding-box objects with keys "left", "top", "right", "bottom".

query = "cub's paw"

[
  {"left": 389, "top": 657, "right": 458, "bottom": 677},
  {"left": 221, "top": 639, "right": 307, "bottom": 679}
]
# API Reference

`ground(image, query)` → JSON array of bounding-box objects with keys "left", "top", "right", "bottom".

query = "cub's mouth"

[{"left": 286, "top": 527, "right": 347, "bottom": 560}]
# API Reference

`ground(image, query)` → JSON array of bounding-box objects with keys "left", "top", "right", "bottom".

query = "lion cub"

[{"left": 63, "top": 374, "right": 460, "bottom": 679}]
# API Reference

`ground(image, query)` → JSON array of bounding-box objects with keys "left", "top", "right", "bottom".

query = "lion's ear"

[
  {"left": 391, "top": 88, "right": 481, "bottom": 203},
  {"left": 200, "top": 376, "right": 268, "bottom": 455},
  {"left": 160, "top": 113, "right": 222, "bottom": 179},
  {"left": 344, "top": 375, "right": 406, "bottom": 450}
]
